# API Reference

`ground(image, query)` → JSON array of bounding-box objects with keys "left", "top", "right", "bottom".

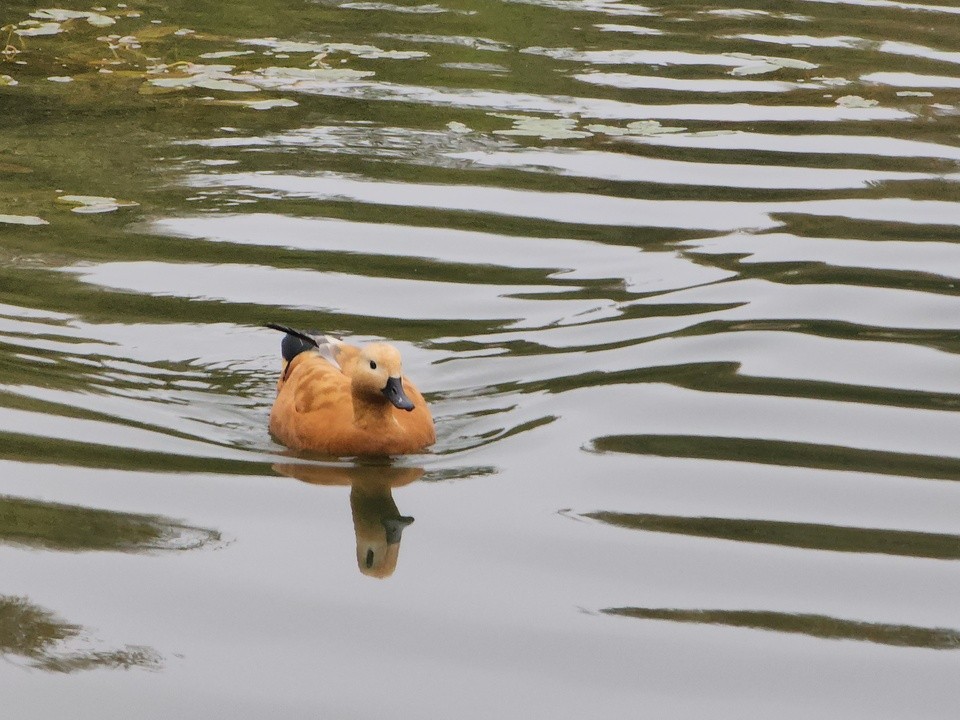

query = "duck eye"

[{"left": 369, "top": 361, "right": 377, "bottom": 370}]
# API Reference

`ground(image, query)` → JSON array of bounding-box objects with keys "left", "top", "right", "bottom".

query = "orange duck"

[{"left": 266, "top": 324, "right": 435, "bottom": 456}]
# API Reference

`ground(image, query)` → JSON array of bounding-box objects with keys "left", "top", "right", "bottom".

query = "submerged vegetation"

[
  {"left": 0, "top": 595, "right": 162, "bottom": 672},
  {"left": 0, "top": 494, "right": 221, "bottom": 552}
]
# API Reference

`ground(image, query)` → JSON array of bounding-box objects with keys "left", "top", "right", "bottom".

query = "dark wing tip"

[{"left": 264, "top": 323, "right": 319, "bottom": 362}]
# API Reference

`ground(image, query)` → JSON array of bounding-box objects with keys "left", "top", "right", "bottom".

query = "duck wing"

[{"left": 265, "top": 323, "right": 352, "bottom": 371}]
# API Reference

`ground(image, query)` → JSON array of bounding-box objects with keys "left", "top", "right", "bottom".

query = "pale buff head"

[{"left": 352, "top": 343, "right": 414, "bottom": 410}]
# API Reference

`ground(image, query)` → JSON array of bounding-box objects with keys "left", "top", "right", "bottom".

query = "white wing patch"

[{"left": 315, "top": 336, "right": 342, "bottom": 371}]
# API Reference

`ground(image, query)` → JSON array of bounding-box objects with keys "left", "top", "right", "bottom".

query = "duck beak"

[
  {"left": 382, "top": 376, "right": 415, "bottom": 411},
  {"left": 382, "top": 516, "right": 415, "bottom": 544}
]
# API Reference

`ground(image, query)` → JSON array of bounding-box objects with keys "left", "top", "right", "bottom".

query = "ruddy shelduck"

[{"left": 266, "top": 324, "right": 435, "bottom": 456}]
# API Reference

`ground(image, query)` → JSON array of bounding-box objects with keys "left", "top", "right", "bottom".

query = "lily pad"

[
  {"left": 16, "top": 22, "right": 62, "bottom": 37},
  {"left": 86, "top": 13, "right": 116, "bottom": 28},
  {"left": 0, "top": 214, "right": 48, "bottom": 225}
]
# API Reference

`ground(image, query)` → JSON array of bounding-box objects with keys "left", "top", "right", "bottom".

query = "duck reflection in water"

[{"left": 273, "top": 463, "right": 421, "bottom": 578}]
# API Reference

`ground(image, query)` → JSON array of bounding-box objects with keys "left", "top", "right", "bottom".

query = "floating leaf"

[
  {"left": 86, "top": 13, "right": 115, "bottom": 27},
  {"left": 141, "top": 75, "right": 197, "bottom": 90},
  {"left": 339, "top": 2, "right": 449, "bottom": 13},
  {"left": 209, "top": 97, "right": 298, "bottom": 110},
  {"left": 71, "top": 204, "right": 119, "bottom": 214},
  {"left": 314, "top": 43, "right": 382, "bottom": 55},
  {"left": 193, "top": 78, "right": 260, "bottom": 92},
  {"left": 836, "top": 95, "right": 879, "bottom": 108},
  {"left": 584, "top": 124, "right": 631, "bottom": 136},
  {"left": 0, "top": 75, "right": 18, "bottom": 87},
  {"left": 309, "top": 44, "right": 429, "bottom": 61},
  {"left": 257, "top": 66, "right": 375, "bottom": 82},
  {"left": 727, "top": 52, "right": 818, "bottom": 70},
  {"left": 29, "top": 9, "right": 84, "bottom": 21},
  {"left": 16, "top": 22, "right": 62, "bottom": 36},
  {"left": 29, "top": 9, "right": 115, "bottom": 27},
  {"left": 199, "top": 50, "right": 256, "bottom": 59},
  {"left": 240, "top": 39, "right": 330, "bottom": 53},
  {"left": 358, "top": 49, "right": 428, "bottom": 59},
  {"left": 0, "top": 214, "right": 48, "bottom": 225},
  {"left": 490, "top": 114, "right": 592, "bottom": 140},
  {"left": 625, "top": 120, "right": 686, "bottom": 135},
  {"left": 57, "top": 195, "right": 139, "bottom": 210}
]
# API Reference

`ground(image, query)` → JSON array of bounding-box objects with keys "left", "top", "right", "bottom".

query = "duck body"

[{"left": 267, "top": 324, "right": 435, "bottom": 456}]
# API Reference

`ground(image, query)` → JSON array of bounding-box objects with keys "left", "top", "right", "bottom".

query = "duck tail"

[{"left": 264, "top": 323, "right": 320, "bottom": 362}]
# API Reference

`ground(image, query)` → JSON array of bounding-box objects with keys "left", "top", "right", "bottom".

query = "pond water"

[{"left": 1, "top": 0, "right": 959, "bottom": 717}]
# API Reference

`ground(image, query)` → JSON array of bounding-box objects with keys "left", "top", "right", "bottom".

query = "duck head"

[{"left": 354, "top": 343, "right": 415, "bottom": 411}]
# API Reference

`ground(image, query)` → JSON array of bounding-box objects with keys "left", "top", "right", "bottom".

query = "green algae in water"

[
  {"left": 0, "top": 494, "right": 221, "bottom": 553},
  {"left": 0, "top": 595, "right": 162, "bottom": 672}
]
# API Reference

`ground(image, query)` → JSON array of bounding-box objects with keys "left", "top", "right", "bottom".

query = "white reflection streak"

[
  {"left": 503, "top": 0, "right": 657, "bottom": 16},
  {"left": 879, "top": 41, "right": 960, "bottom": 66},
  {"left": 863, "top": 72, "right": 960, "bottom": 88},
  {"left": 189, "top": 172, "right": 960, "bottom": 231},
  {"left": 637, "top": 279, "right": 960, "bottom": 330},
  {"left": 730, "top": 34, "right": 864, "bottom": 48},
  {"left": 238, "top": 76, "right": 913, "bottom": 122},
  {"left": 151, "top": 214, "right": 732, "bottom": 292},
  {"left": 63, "top": 262, "right": 620, "bottom": 326},
  {"left": 683, "top": 233, "right": 960, "bottom": 279},
  {"left": 574, "top": 72, "right": 805, "bottom": 93},
  {"left": 189, "top": 172, "right": 781, "bottom": 230},
  {"left": 635, "top": 131, "right": 960, "bottom": 160},
  {"left": 0, "top": 406, "right": 255, "bottom": 460},
  {"left": 797, "top": 0, "right": 960, "bottom": 14},
  {"left": 448, "top": 150, "right": 937, "bottom": 189}
]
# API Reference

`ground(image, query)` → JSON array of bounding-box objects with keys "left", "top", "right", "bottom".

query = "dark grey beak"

[
  {"left": 382, "top": 516, "right": 415, "bottom": 544},
  {"left": 382, "top": 376, "right": 415, "bottom": 411}
]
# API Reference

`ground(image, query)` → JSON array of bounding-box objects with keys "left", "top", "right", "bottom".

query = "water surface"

[{"left": 1, "top": 1, "right": 959, "bottom": 718}]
